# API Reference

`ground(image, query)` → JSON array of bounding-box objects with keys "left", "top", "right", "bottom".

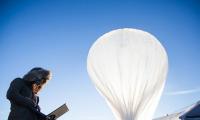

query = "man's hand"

[{"left": 46, "top": 115, "right": 56, "bottom": 120}]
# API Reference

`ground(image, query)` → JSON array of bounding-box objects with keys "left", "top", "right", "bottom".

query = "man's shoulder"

[{"left": 11, "top": 78, "right": 24, "bottom": 85}]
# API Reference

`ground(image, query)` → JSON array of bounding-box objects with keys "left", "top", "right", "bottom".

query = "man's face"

[{"left": 32, "top": 83, "right": 44, "bottom": 94}]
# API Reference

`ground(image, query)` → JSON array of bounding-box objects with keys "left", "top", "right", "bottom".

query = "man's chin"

[{"left": 33, "top": 91, "right": 38, "bottom": 94}]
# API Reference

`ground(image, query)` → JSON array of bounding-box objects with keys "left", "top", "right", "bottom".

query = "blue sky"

[{"left": 0, "top": 0, "right": 199, "bottom": 120}]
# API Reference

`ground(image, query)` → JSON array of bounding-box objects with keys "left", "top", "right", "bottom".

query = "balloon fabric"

[{"left": 87, "top": 28, "right": 168, "bottom": 120}]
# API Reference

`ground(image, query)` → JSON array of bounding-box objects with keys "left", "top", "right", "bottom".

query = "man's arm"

[{"left": 6, "top": 78, "right": 36, "bottom": 109}]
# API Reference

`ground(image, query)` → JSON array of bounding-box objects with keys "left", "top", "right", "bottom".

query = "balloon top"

[{"left": 87, "top": 28, "right": 168, "bottom": 120}]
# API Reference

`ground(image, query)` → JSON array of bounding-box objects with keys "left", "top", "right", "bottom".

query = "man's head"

[{"left": 23, "top": 67, "right": 52, "bottom": 94}]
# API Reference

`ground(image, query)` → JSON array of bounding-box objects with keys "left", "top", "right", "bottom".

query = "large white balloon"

[{"left": 87, "top": 28, "right": 168, "bottom": 120}]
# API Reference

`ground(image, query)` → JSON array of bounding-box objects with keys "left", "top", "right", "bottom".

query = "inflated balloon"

[{"left": 87, "top": 28, "right": 168, "bottom": 120}]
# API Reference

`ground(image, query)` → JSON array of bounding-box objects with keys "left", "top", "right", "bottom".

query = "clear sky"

[{"left": 0, "top": 0, "right": 199, "bottom": 120}]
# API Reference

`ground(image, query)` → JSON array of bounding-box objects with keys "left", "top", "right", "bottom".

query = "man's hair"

[{"left": 23, "top": 67, "right": 52, "bottom": 85}]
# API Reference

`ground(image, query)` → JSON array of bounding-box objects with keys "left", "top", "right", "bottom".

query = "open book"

[{"left": 48, "top": 103, "right": 69, "bottom": 119}]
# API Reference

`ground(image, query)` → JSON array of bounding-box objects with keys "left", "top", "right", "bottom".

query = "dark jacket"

[{"left": 6, "top": 78, "right": 46, "bottom": 120}]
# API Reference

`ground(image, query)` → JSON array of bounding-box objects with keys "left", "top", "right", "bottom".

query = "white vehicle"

[{"left": 154, "top": 100, "right": 200, "bottom": 120}]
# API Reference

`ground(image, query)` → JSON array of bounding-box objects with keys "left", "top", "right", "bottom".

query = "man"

[{"left": 7, "top": 67, "right": 55, "bottom": 120}]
